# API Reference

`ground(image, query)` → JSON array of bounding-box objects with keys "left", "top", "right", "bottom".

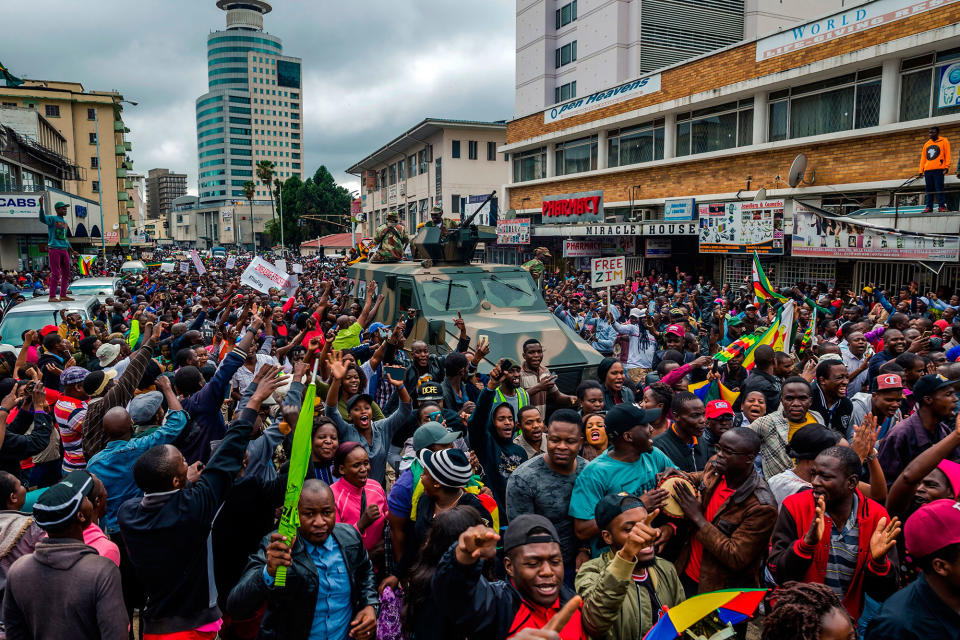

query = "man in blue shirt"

[
  {"left": 227, "top": 479, "right": 379, "bottom": 640},
  {"left": 569, "top": 403, "right": 673, "bottom": 556}
]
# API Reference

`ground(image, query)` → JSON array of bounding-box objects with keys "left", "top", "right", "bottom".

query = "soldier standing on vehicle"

[
  {"left": 522, "top": 247, "right": 551, "bottom": 295},
  {"left": 370, "top": 210, "right": 409, "bottom": 263},
  {"left": 423, "top": 203, "right": 458, "bottom": 235}
]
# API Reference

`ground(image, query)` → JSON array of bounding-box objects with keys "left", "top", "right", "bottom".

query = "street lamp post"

[
  {"left": 277, "top": 180, "right": 285, "bottom": 256},
  {"left": 249, "top": 199, "right": 256, "bottom": 254},
  {"left": 92, "top": 109, "right": 106, "bottom": 262}
]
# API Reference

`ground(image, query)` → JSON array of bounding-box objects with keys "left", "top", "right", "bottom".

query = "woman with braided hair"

[{"left": 761, "top": 581, "right": 855, "bottom": 640}]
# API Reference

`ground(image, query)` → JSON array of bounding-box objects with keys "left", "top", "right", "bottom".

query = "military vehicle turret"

[{"left": 347, "top": 211, "right": 602, "bottom": 393}]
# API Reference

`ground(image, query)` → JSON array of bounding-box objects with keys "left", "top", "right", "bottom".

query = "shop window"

[
  {"left": 555, "top": 135, "right": 597, "bottom": 176},
  {"left": 676, "top": 99, "right": 753, "bottom": 157},
  {"left": 513, "top": 147, "right": 546, "bottom": 182},
  {"left": 768, "top": 68, "right": 881, "bottom": 142},
  {"left": 899, "top": 48, "right": 960, "bottom": 121},
  {"left": 608, "top": 119, "right": 665, "bottom": 167}
]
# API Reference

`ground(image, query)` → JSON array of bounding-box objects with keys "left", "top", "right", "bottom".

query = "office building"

[
  {"left": 195, "top": 0, "right": 303, "bottom": 205},
  {"left": 515, "top": 0, "right": 869, "bottom": 117},
  {"left": 0, "top": 80, "right": 134, "bottom": 252},
  {"left": 146, "top": 168, "right": 187, "bottom": 219},
  {"left": 348, "top": 118, "right": 509, "bottom": 238},
  {"left": 503, "top": 0, "right": 960, "bottom": 290}
]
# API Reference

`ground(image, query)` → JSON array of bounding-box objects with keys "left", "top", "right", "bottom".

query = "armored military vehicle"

[{"left": 347, "top": 220, "right": 602, "bottom": 393}]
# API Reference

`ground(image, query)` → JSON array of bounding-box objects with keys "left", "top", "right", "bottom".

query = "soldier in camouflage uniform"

[
  {"left": 370, "top": 210, "right": 409, "bottom": 263},
  {"left": 522, "top": 246, "right": 551, "bottom": 284},
  {"left": 422, "top": 203, "right": 458, "bottom": 235}
]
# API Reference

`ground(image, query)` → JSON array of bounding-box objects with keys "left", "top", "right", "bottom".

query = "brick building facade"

[{"left": 502, "top": 0, "right": 960, "bottom": 291}]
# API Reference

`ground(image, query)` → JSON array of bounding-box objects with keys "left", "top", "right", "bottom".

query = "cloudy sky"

[{"left": 4, "top": 0, "right": 515, "bottom": 194}]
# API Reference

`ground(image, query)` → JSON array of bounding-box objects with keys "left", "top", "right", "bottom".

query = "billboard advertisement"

[
  {"left": 541, "top": 190, "right": 603, "bottom": 225},
  {"left": 698, "top": 200, "right": 785, "bottom": 255},
  {"left": 792, "top": 203, "right": 960, "bottom": 262},
  {"left": 496, "top": 218, "right": 530, "bottom": 245}
]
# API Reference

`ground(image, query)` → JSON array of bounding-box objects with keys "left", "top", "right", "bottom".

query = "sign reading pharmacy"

[
  {"left": 542, "top": 190, "right": 603, "bottom": 224},
  {"left": 544, "top": 74, "right": 662, "bottom": 124},
  {"left": 756, "top": 0, "right": 960, "bottom": 61}
]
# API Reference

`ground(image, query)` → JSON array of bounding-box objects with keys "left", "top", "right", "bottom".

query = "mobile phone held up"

[{"left": 385, "top": 366, "right": 405, "bottom": 382}]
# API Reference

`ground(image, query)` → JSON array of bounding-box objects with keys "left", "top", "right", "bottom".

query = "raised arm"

[
  {"left": 886, "top": 412, "right": 960, "bottom": 519},
  {"left": 356, "top": 283, "right": 377, "bottom": 328}
]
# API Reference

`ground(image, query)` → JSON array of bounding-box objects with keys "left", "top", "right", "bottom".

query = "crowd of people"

[{"left": 0, "top": 233, "right": 956, "bottom": 640}]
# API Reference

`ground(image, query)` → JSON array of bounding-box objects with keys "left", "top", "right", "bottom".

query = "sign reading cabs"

[{"left": 541, "top": 190, "right": 604, "bottom": 224}]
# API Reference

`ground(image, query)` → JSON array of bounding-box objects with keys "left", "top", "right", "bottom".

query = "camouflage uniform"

[
  {"left": 371, "top": 220, "right": 409, "bottom": 263},
  {"left": 423, "top": 217, "right": 458, "bottom": 232}
]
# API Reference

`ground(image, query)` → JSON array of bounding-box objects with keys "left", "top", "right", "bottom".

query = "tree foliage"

[{"left": 266, "top": 166, "right": 352, "bottom": 253}]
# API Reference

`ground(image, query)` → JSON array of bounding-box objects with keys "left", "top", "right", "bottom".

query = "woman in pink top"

[
  {"left": 82, "top": 475, "right": 120, "bottom": 567},
  {"left": 330, "top": 442, "right": 388, "bottom": 560}
]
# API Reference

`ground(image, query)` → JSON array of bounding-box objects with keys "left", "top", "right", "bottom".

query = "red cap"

[
  {"left": 705, "top": 400, "right": 734, "bottom": 419},
  {"left": 39, "top": 325, "right": 59, "bottom": 337},
  {"left": 904, "top": 499, "right": 960, "bottom": 558},
  {"left": 934, "top": 319, "right": 949, "bottom": 331},
  {"left": 666, "top": 324, "right": 685, "bottom": 337},
  {"left": 874, "top": 373, "right": 903, "bottom": 391}
]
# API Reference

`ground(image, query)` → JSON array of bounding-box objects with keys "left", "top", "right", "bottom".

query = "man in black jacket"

[
  {"left": 811, "top": 358, "right": 853, "bottom": 438},
  {"left": 117, "top": 369, "right": 288, "bottom": 637},
  {"left": 432, "top": 513, "right": 590, "bottom": 640},
  {"left": 226, "top": 479, "right": 379, "bottom": 639}
]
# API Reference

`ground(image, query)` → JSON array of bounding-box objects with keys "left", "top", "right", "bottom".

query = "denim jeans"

[{"left": 924, "top": 169, "right": 946, "bottom": 209}]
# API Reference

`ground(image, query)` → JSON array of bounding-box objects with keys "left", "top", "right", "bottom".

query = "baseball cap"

[
  {"left": 862, "top": 286, "right": 874, "bottom": 294},
  {"left": 500, "top": 358, "right": 521, "bottom": 371},
  {"left": 666, "top": 324, "right": 685, "bottom": 337},
  {"left": 82, "top": 369, "right": 116, "bottom": 397},
  {"left": 417, "top": 379, "right": 442, "bottom": 401},
  {"left": 127, "top": 391, "right": 163, "bottom": 424},
  {"left": 934, "top": 319, "right": 950, "bottom": 331},
  {"left": 904, "top": 499, "right": 960, "bottom": 559},
  {"left": 787, "top": 424, "right": 840, "bottom": 460},
  {"left": 745, "top": 303, "right": 757, "bottom": 311},
  {"left": 912, "top": 374, "right": 959, "bottom": 400},
  {"left": 345, "top": 393, "right": 374, "bottom": 411},
  {"left": 871, "top": 373, "right": 904, "bottom": 392},
  {"left": 32, "top": 470, "right": 95, "bottom": 530},
  {"left": 594, "top": 493, "right": 646, "bottom": 531},
  {"left": 629, "top": 308, "right": 643, "bottom": 319},
  {"left": 419, "top": 448, "right": 473, "bottom": 488},
  {"left": 705, "top": 400, "right": 734, "bottom": 420},
  {"left": 502, "top": 514, "right": 560, "bottom": 553},
  {"left": 412, "top": 421, "right": 460, "bottom": 452},
  {"left": 97, "top": 342, "right": 122, "bottom": 367},
  {"left": 604, "top": 404, "right": 660, "bottom": 438},
  {"left": 59, "top": 366, "right": 89, "bottom": 387},
  {"left": 535, "top": 247, "right": 552, "bottom": 257},
  {"left": 936, "top": 460, "right": 960, "bottom": 498},
  {"left": 726, "top": 316, "right": 743, "bottom": 327},
  {"left": 39, "top": 325, "right": 59, "bottom": 338},
  {"left": 53, "top": 201, "right": 68, "bottom": 210}
]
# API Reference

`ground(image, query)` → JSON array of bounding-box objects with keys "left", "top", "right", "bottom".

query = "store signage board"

[
  {"left": 564, "top": 240, "right": 602, "bottom": 257},
  {"left": 792, "top": 203, "right": 960, "bottom": 261},
  {"left": 698, "top": 201, "right": 785, "bottom": 255},
  {"left": 645, "top": 238, "right": 672, "bottom": 258},
  {"left": 756, "top": 0, "right": 959, "bottom": 61},
  {"left": 664, "top": 198, "right": 695, "bottom": 221},
  {"left": 542, "top": 190, "right": 604, "bottom": 224},
  {"left": 581, "top": 222, "right": 698, "bottom": 236},
  {"left": 497, "top": 218, "right": 531, "bottom": 244},
  {"left": 544, "top": 74, "right": 662, "bottom": 124}
]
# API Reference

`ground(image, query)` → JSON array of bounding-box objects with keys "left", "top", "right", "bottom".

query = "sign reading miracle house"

[{"left": 544, "top": 74, "right": 662, "bottom": 124}]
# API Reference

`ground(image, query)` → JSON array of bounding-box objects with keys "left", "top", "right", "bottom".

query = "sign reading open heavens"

[{"left": 544, "top": 74, "right": 662, "bottom": 124}]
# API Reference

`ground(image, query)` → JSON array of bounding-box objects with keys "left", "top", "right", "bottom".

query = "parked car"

[
  {"left": 120, "top": 260, "right": 146, "bottom": 275},
  {"left": 0, "top": 296, "right": 104, "bottom": 348},
  {"left": 67, "top": 277, "right": 121, "bottom": 303}
]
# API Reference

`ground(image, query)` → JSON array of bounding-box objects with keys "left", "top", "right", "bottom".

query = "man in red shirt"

[{"left": 671, "top": 427, "right": 778, "bottom": 598}]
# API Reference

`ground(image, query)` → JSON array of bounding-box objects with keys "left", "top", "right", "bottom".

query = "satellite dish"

[
  {"left": 754, "top": 188, "right": 768, "bottom": 201},
  {"left": 506, "top": 208, "right": 517, "bottom": 218},
  {"left": 788, "top": 153, "right": 815, "bottom": 188}
]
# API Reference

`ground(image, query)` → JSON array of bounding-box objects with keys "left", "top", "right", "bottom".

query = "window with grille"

[
  {"left": 777, "top": 258, "right": 836, "bottom": 289},
  {"left": 513, "top": 147, "right": 546, "bottom": 182},
  {"left": 768, "top": 68, "right": 881, "bottom": 142},
  {"left": 555, "top": 41, "right": 577, "bottom": 69},
  {"left": 676, "top": 100, "right": 753, "bottom": 157},
  {"left": 608, "top": 119, "right": 665, "bottom": 167},
  {"left": 555, "top": 135, "right": 598, "bottom": 176},
  {"left": 44, "top": 105, "right": 60, "bottom": 118},
  {"left": 554, "top": 81, "right": 576, "bottom": 105},
  {"left": 899, "top": 48, "right": 960, "bottom": 122},
  {"left": 556, "top": 0, "right": 577, "bottom": 28}
]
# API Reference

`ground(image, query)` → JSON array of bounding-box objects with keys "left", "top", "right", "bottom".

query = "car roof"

[
  {"left": 5, "top": 295, "right": 98, "bottom": 314},
  {"left": 71, "top": 277, "right": 119, "bottom": 286},
  {"left": 121, "top": 260, "right": 145, "bottom": 267}
]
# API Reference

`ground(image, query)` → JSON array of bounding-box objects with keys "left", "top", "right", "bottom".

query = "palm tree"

[
  {"left": 242, "top": 180, "right": 256, "bottom": 253},
  {"left": 256, "top": 160, "right": 276, "bottom": 231}
]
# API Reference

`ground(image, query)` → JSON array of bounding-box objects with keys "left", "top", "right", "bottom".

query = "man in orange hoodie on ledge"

[{"left": 919, "top": 126, "right": 951, "bottom": 213}]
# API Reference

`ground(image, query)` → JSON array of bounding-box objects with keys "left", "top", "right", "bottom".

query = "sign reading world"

[
  {"left": 756, "top": 0, "right": 960, "bottom": 61},
  {"left": 544, "top": 74, "right": 662, "bottom": 124}
]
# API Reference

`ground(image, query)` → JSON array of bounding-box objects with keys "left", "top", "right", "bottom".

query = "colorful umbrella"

[{"left": 643, "top": 589, "right": 767, "bottom": 640}]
